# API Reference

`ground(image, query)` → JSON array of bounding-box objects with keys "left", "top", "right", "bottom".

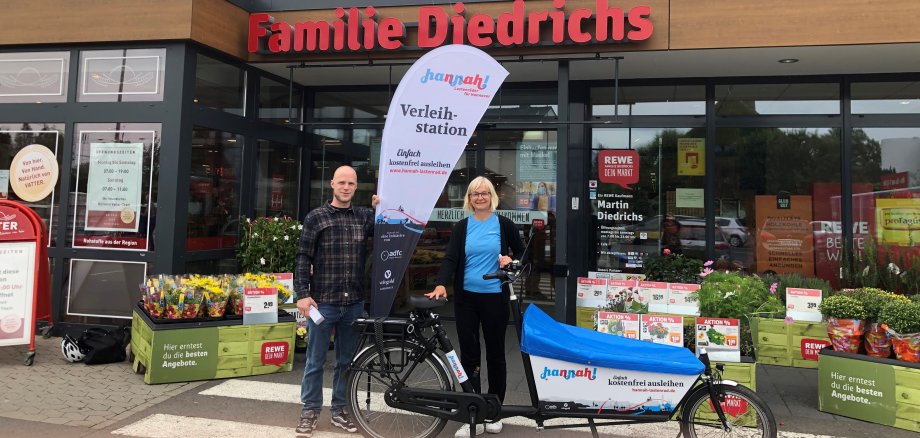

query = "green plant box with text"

[
  {"left": 130, "top": 303, "right": 296, "bottom": 384},
  {"left": 751, "top": 316, "right": 830, "bottom": 369},
  {"left": 818, "top": 348, "right": 920, "bottom": 433}
]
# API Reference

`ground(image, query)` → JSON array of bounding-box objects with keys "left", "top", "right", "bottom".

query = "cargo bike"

[{"left": 346, "top": 262, "right": 776, "bottom": 438}]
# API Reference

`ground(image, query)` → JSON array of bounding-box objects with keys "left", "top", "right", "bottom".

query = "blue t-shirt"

[{"left": 463, "top": 214, "right": 502, "bottom": 293}]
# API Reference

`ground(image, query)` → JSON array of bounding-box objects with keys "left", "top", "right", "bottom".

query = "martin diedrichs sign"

[{"left": 248, "top": 0, "right": 653, "bottom": 54}]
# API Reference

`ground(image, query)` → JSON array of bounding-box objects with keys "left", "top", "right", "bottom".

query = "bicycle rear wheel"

[
  {"left": 347, "top": 340, "right": 452, "bottom": 438},
  {"left": 680, "top": 383, "right": 777, "bottom": 438}
]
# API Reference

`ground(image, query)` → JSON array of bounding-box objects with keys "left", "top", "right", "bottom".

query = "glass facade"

[{"left": 2, "top": 40, "right": 920, "bottom": 327}]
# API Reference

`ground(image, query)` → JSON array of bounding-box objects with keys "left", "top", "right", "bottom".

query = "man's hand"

[
  {"left": 498, "top": 255, "right": 513, "bottom": 268},
  {"left": 297, "top": 297, "right": 317, "bottom": 317},
  {"left": 372, "top": 194, "right": 380, "bottom": 208},
  {"left": 425, "top": 285, "right": 447, "bottom": 300}
]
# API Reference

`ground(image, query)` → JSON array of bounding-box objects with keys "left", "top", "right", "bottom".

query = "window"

[
  {"left": 851, "top": 81, "right": 920, "bottom": 114},
  {"left": 187, "top": 128, "right": 243, "bottom": 250},
  {"left": 66, "top": 259, "right": 147, "bottom": 319},
  {"left": 591, "top": 85, "right": 705, "bottom": 116},
  {"left": 0, "top": 51, "right": 69, "bottom": 103},
  {"left": 194, "top": 54, "right": 246, "bottom": 115},
  {"left": 255, "top": 139, "right": 299, "bottom": 218},
  {"left": 259, "top": 76, "right": 301, "bottom": 125},
  {"left": 715, "top": 83, "right": 839, "bottom": 115},
  {"left": 78, "top": 48, "right": 166, "bottom": 102}
]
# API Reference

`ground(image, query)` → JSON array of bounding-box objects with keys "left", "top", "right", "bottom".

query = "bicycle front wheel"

[
  {"left": 680, "top": 383, "right": 777, "bottom": 438},
  {"left": 346, "top": 340, "right": 452, "bottom": 438}
]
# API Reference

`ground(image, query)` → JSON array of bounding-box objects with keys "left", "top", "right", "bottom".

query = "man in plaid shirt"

[{"left": 295, "top": 165, "right": 377, "bottom": 436}]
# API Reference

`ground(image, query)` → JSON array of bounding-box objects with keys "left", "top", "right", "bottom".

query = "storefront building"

[{"left": 1, "top": 0, "right": 918, "bottom": 330}]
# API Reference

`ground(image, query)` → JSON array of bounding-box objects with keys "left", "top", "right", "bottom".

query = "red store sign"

[{"left": 249, "top": 0, "right": 653, "bottom": 54}]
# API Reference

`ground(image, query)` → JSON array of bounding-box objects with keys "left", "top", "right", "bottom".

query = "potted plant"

[
  {"left": 819, "top": 295, "right": 867, "bottom": 353},
  {"left": 695, "top": 271, "right": 784, "bottom": 357},
  {"left": 879, "top": 299, "right": 920, "bottom": 362},
  {"left": 238, "top": 216, "right": 301, "bottom": 274},
  {"left": 842, "top": 288, "right": 909, "bottom": 357}
]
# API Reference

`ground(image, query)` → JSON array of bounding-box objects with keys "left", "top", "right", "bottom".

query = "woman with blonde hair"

[{"left": 426, "top": 176, "right": 525, "bottom": 437}]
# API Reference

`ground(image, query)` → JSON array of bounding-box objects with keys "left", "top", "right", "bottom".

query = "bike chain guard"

[{"left": 385, "top": 387, "right": 502, "bottom": 424}]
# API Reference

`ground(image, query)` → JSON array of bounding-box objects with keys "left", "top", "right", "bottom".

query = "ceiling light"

[
  {"left": 899, "top": 101, "right": 912, "bottom": 105},
  {"left": 778, "top": 58, "right": 799, "bottom": 64}
]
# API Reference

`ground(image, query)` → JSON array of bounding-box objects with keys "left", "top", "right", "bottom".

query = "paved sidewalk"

[{"left": 0, "top": 336, "right": 203, "bottom": 429}]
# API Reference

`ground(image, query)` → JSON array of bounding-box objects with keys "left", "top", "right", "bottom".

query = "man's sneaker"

[
  {"left": 296, "top": 410, "right": 319, "bottom": 437},
  {"left": 485, "top": 420, "right": 503, "bottom": 434},
  {"left": 454, "top": 423, "right": 485, "bottom": 437},
  {"left": 331, "top": 410, "right": 358, "bottom": 433}
]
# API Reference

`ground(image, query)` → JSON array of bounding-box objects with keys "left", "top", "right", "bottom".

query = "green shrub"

[
  {"left": 911, "top": 294, "right": 920, "bottom": 304},
  {"left": 878, "top": 300, "right": 920, "bottom": 334},
  {"left": 819, "top": 295, "right": 867, "bottom": 320},
  {"left": 841, "top": 288, "right": 910, "bottom": 323},
  {"left": 237, "top": 216, "right": 302, "bottom": 274},
  {"left": 759, "top": 273, "right": 832, "bottom": 305},
  {"left": 642, "top": 254, "right": 704, "bottom": 284}
]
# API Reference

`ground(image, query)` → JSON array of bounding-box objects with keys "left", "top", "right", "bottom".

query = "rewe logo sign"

[{"left": 249, "top": 0, "right": 653, "bottom": 54}]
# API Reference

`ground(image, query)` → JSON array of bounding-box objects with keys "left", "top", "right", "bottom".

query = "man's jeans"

[{"left": 301, "top": 302, "right": 363, "bottom": 414}]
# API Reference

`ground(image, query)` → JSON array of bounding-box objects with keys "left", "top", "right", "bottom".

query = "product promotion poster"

[
  {"left": 638, "top": 281, "right": 667, "bottom": 311},
  {"left": 84, "top": 142, "right": 144, "bottom": 232},
  {"left": 667, "top": 283, "right": 700, "bottom": 315},
  {"left": 640, "top": 314, "right": 684, "bottom": 347},
  {"left": 371, "top": 45, "right": 508, "bottom": 316},
  {"left": 695, "top": 317, "right": 740, "bottom": 362},
  {"left": 785, "top": 288, "right": 823, "bottom": 322},
  {"left": 0, "top": 241, "right": 36, "bottom": 346},
  {"left": 516, "top": 142, "right": 557, "bottom": 212},
  {"left": 676, "top": 138, "right": 705, "bottom": 176},
  {"left": 576, "top": 277, "right": 608, "bottom": 308},
  {"left": 530, "top": 355, "right": 697, "bottom": 417},
  {"left": 754, "top": 195, "right": 815, "bottom": 276},
  {"left": 596, "top": 312, "right": 639, "bottom": 339}
]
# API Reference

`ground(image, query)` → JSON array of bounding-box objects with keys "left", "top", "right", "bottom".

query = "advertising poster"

[
  {"left": 596, "top": 312, "right": 639, "bottom": 339},
  {"left": 695, "top": 317, "right": 740, "bottom": 362},
  {"left": 149, "top": 327, "right": 219, "bottom": 383},
  {"left": 606, "top": 279, "right": 638, "bottom": 305},
  {"left": 0, "top": 241, "right": 36, "bottom": 347},
  {"left": 85, "top": 142, "right": 144, "bottom": 232},
  {"left": 667, "top": 283, "right": 700, "bottom": 315},
  {"left": 371, "top": 45, "right": 508, "bottom": 317},
  {"left": 637, "top": 281, "right": 666, "bottom": 307},
  {"left": 530, "top": 355, "right": 698, "bottom": 417},
  {"left": 640, "top": 314, "right": 684, "bottom": 347},
  {"left": 677, "top": 138, "right": 705, "bottom": 176},
  {"left": 785, "top": 288, "right": 823, "bottom": 322},
  {"left": 875, "top": 198, "right": 920, "bottom": 246},
  {"left": 754, "top": 195, "right": 814, "bottom": 276},
  {"left": 575, "top": 277, "right": 608, "bottom": 308},
  {"left": 9, "top": 144, "right": 58, "bottom": 202},
  {"left": 812, "top": 182, "right": 874, "bottom": 288},
  {"left": 516, "top": 142, "right": 557, "bottom": 212}
]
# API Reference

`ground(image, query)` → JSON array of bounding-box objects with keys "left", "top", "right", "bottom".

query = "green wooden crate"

[
  {"left": 751, "top": 317, "right": 829, "bottom": 369},
  {"left": 818, "top": 348, "right": 920, "bottom": 433},
  {"left": 130, "top": 303, "right": 296, "bottom": 384}
]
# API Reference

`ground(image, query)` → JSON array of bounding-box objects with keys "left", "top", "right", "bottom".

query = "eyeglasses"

[{"left": 470, "top": 191, "right": 491, "bottom": 198}]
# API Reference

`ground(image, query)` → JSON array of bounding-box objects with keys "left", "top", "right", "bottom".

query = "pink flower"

[
  {"left": 663, "top": 248, "right": 671, "bottom": 255},
  {"left": 704, "top": 260, "right": 714, "bottom": 267},
  {"left": 770, "top": 283, "right": 778, "bottom": 295},
  {"left": 699, "top": 267, "right": 714, "bottom": 278},
  {"left": 784, "top": 316, "right": 794, "bottom": 325}
]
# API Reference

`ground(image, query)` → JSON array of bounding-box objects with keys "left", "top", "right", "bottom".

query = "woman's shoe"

[
  {"left": 454, "top": 423, "right": 485, "bottom": 437},
  {"left": 485, "top": 420, "right": 503, "bottom": 434}
]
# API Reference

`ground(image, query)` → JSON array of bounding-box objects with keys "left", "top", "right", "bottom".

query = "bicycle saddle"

[{"left": 409, "top": 295, "right": 447, "bottom": 309}]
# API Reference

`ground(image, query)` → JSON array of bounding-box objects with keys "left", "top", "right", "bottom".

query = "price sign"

[
  {"left": 641, "top": 281, "right": 669, "bottom": 314},
  {"left": 695, "top": 317, "right": 740, "bottom": 362},
  {"left": 243, "top": 287, "right": 278, "bottom": 325},
  {"left": 576, "top": 277, "right": 607, "bottom": 308},
  {"left": 668, "top": 283, "right": 700, "bottom": 315},
  {"left": 786, "top": 288, "right": 822, "bottom": 322}
]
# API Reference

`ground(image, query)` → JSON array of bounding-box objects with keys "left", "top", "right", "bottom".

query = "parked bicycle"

[{"left": 346, "top": 261, "right": 776, "bottom": 438}]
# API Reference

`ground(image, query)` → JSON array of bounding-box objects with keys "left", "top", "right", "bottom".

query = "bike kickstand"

[
  {"left": 587, "top": 417, "right": 600, "bottom": 438},
  {"left": 469, "top": 405, "right": 479, "bottom": 436}
]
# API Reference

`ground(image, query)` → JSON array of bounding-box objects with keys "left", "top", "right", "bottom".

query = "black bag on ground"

[{"left": 78, "top": 327, "right": 130, "bottom": 365}]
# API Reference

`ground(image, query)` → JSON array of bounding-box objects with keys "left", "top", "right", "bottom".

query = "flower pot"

[
  {"left": 206, "top": 297, "right": 229, "bottom": 318},
  {"left": 890, "top": 332, "right": 920, "bottom": 363},
  {"left": 826, "top": 318, "right": 865, "bottom": 353},
  {"left": 863, "top": 322, "right": 891, "bottom": 358}
]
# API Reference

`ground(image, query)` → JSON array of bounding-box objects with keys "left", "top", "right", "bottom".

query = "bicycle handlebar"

[{"left": 482, "top": 270, "right": 507, "bottom": 280}]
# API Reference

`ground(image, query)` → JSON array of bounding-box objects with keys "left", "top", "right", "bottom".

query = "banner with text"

[{"left": 371, "top": 45, "right": 508, "bottom": 316}]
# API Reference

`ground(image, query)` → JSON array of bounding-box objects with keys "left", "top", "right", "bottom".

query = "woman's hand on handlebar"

[
  {"left": 425, "top": 285, "right": 447, "bottom": 300},
  {"left": 498, "top": 255, "right": 513, "bottom": 268}
]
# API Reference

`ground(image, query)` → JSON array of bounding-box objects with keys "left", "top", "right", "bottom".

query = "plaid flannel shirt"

[{"left": 294, "top": 202, "right": 375, "bottom": 306}]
